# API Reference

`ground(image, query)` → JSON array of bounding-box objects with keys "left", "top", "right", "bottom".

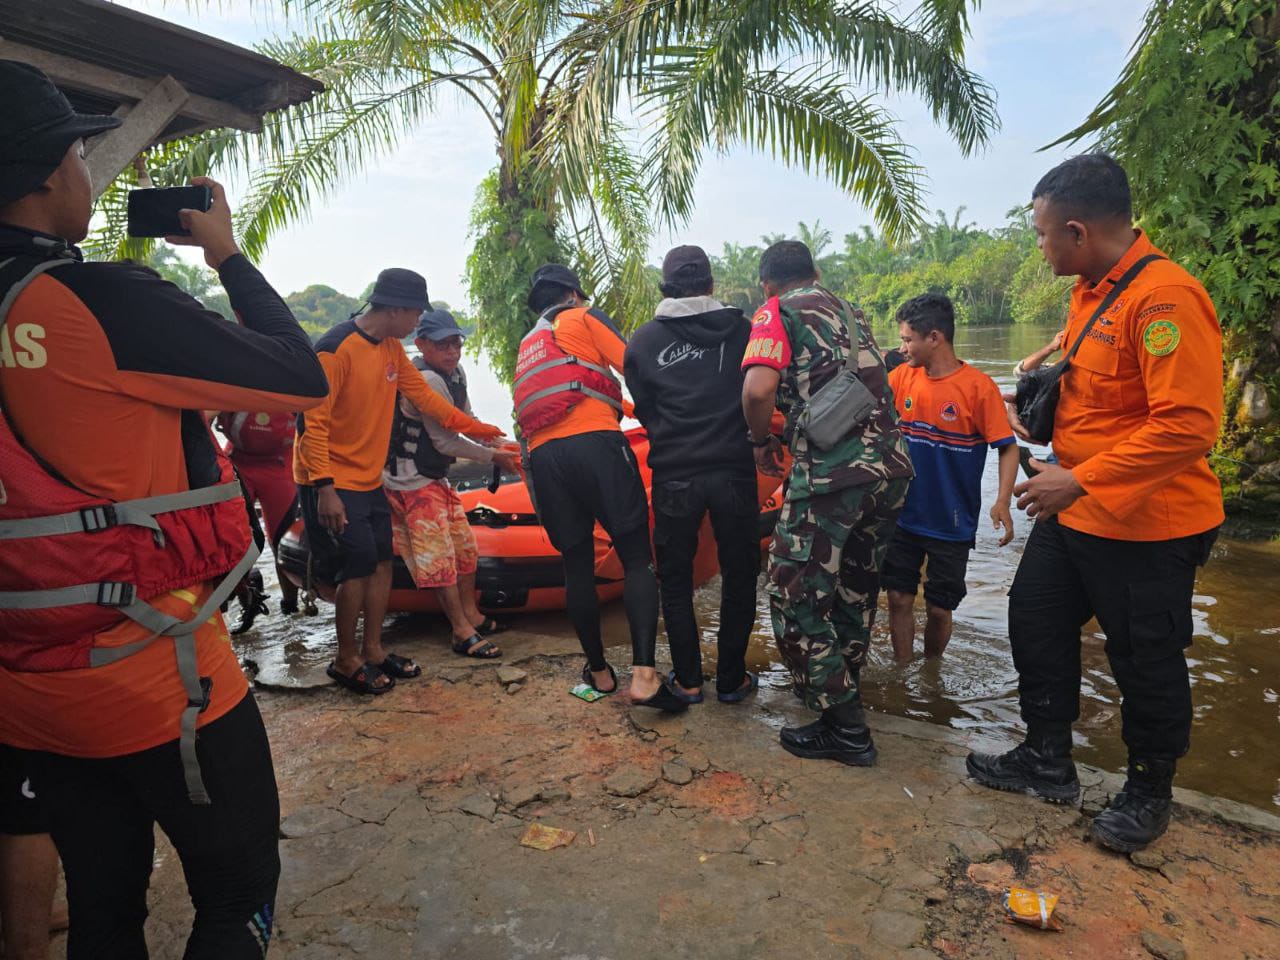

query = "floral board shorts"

[{"left": 385, "top": 481, "right": 479, "bottom": 589}]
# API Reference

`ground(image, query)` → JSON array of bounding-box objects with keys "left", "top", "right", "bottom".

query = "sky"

[{"left": 116, "top": 0, "right": 1153, "bottom": 307}]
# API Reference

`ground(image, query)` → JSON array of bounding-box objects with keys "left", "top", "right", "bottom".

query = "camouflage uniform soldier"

[{"left": 742, "top": 241, "right": 913, "bottom": 766}]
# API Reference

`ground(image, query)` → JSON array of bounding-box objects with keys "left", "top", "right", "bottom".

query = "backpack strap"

[{"left": 1061, "top": 254, "right": 1166, "bottom": 367}]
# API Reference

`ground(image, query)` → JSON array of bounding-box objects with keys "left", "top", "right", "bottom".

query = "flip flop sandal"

[
  {"left": 633, "top": 678, "right": 690, "bottom": 714},
  {"left": 378, "top": 652, "right": 421, "bottom": 679},
  {"left": 476, "top": 617, "right": 507, "bottom": 637},
  {"left": 582, "top": 663, "right": 618, "bottom": 695},
  {"left": 326, "top": 661, "right": 396, "bottom": 695},
  {"left": 666, "top": 669, "right": 704, "bottom": 704},
  {"left": 452, "top": 634, "right": 502, "bottom": 659},
  {"left": 717, "top": 671, "right": 759, "bottom": 704}
]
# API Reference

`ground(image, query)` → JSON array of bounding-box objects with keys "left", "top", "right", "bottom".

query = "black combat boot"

[
  {"left": 779, "top": 700, "right": 877, "bottom": 767},
  {"left": 1090, "top": 758, "right": 1175, "bottom": 853},
  {"left": 965, "top": 725, "right": 1080, "bottom": 804}
]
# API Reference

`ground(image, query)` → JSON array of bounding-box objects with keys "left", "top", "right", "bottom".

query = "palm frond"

[
  {"left": 232, "top": 77, "right": 443, "bottom": 258},
  {"left": 644, "top": 64, "right": 926, "bottom": 242}
]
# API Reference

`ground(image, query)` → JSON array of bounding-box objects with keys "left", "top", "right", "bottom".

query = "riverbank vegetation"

[{"left": 703, "top": 209, "right": 1070, "bottom": 325}]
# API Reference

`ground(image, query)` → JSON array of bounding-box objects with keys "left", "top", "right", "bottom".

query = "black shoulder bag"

[{"left": 1014, "top": 254, "right": 1164, "bottom": 444}]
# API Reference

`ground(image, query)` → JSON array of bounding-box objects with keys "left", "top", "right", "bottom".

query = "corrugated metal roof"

[{"left": 0, "top": 0, "right": 322, "bottom": 140}]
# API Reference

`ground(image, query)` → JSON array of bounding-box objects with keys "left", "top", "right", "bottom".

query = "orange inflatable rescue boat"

[{"left": 278, "top": 426, "right": 785, "bottom": 614}]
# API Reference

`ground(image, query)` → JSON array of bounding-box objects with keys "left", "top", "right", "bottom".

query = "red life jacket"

[
  {"left": 218, "top": 410, "right": 295, "bottom": 460},
  {"left": 512, "top": 307, "right": 623, "bottom": 435},
  {"left": 0, "top": 256, "right": 258, "bottom": 804}
]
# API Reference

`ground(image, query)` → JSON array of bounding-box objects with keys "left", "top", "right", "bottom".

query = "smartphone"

[
  {"left": 1017, "top": 444, "right": 1036, "bottom": 479},
  {"left": 126, "top": 186, "right": 213, "bottom": 238}
]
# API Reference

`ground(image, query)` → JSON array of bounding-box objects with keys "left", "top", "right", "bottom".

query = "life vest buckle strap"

[
  {"left": 79, "top": 505, "right": 118, "bottom": 533},
  {"left": 96, "top": 581, "right": 136, "bottom": 607},
  {"left": 189, "top": 676, "right": 213, "bottom": 713}
]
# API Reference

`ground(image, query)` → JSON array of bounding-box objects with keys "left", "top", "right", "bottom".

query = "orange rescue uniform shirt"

[
  {"left": 1054, "top": 231, "right": 1224, "bottom": 541},
  {"left": 524, "top": 306, "right": 628, "bottom": 453},
  {"left": 0, "top": 249, "right": 328, "bottom": 757},
  {"left": 293, "top": 319, "right": 483, "bottom": 491}
]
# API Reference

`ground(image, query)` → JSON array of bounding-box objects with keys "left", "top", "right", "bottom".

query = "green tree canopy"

[{"left": 93, "top": 0, "right": 998, "bottom": 381}]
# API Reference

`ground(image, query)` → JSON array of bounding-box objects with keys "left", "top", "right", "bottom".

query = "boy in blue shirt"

[{"left": 884, "top": 294, "right": 1019, "bottom": 659}]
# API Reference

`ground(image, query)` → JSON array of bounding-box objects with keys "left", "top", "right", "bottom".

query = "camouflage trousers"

[{"left": 766, "top": 476, "right": 909, "bottom": 711}]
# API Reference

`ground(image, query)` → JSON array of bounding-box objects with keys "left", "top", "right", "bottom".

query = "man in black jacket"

[{"left": 624, "top": 245, "right": 760, "bottom": 704}]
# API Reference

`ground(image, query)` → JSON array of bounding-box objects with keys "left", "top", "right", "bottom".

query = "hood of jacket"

[{"left": 653, "top": 297, "right": 746, "bottom": 348}]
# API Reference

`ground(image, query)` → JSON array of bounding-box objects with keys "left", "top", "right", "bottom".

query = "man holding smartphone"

[{"left": 0, "top": 60, "right": 330, "bottom": 958}]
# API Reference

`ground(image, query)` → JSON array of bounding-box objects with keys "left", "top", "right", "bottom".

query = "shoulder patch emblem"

[
  {"left": 751, "top": 307, "right": 774, "bottom": 327},
  {"left": 1143, "top": 319, "right": 1180, "bottom": 357},
  {"left": 904, "top": 396, "right": 913, "bottom": 412}
]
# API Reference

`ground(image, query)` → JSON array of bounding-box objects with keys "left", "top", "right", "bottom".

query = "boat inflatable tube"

[{"left": 278, "top": 427, "right": 785, "bottom": 613}]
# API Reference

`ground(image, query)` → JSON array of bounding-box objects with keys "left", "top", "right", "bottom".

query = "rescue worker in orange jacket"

[
  {"left": 0, "top": 60, "right": 329, "bottom": 957},
  {"left": 514, "top": 264, "right": 686, "bottom": 712},
  {"left": 967, "top": 154, "right": 1224, "bottom": 854}
]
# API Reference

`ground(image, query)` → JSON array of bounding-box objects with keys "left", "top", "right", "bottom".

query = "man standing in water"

[
  {"left": 967, "top": 154, "right": 1224, "bottom": 853},
  {"left": 742, "top": 241, "right": 913, "bottom": 765}
]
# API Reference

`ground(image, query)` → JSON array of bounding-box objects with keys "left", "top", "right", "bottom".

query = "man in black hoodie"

[{"left": 624, "top": 246, "right": 760, "bottom": 704}]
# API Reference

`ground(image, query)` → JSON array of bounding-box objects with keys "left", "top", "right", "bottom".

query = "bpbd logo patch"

[{"left": 940, "top": 401, "right": 960, "bottom": 423}]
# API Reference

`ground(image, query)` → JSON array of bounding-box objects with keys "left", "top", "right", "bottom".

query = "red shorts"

[
  {"left": 232, "top": 453, "right": 299, "bottom": 546},
  {"left": 385, "top": 482, "right": 478, "bottom": 589}
]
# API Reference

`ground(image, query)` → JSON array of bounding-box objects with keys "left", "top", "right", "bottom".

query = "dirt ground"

[{"left": 50, "top": 619, "right": 1280, "bottom": 959}]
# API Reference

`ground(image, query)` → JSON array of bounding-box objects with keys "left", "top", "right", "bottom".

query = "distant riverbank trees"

[
  {"left": 145, "top": 204, "right": 1071, "bottom": 342},
  {"left": 706, "top": 209, "right": 1071, "bottom": 326}
]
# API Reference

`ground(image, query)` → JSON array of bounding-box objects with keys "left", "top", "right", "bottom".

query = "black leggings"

[
  {"left": 21, "top": 693, "right": 280, "bottom": 960},
  {"left": 564, "top": 527, "right": 659, "bottom": 672}
]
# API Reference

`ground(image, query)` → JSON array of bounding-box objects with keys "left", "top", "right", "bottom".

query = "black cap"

[
  {"left": 0, "top": 60, "right": 123, "bottom": 206},
  {"left": 368, "top": 268, "right": 429, "bottom": 310},
  {"left": 415, "top": 308, "right": 468, "bottom": 341},
  {"left": 527, "top": 263, "right": 589, "bottom": 310},
  {"left": 661, "top": 244, "right": 712, "bottom": 285}
]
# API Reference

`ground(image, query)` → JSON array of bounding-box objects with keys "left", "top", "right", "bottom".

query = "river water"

[{"left": 242, "top": 323, "right": 1280, "bottom": 812}]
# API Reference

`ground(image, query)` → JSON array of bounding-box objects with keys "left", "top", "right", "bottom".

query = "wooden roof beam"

[
  {"left": 85, "top": 75, "right": 189, "bottom": 200},
  {"left": 0, "top": 36, "right": 264, "bottom": 133}
]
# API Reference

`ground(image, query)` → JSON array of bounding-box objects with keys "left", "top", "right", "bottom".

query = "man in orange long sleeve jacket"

[
  {"left": 294, "top": 268, "right": 503, "bottom": 694},
  {"left": 967, "top": 155, "right": 1224, "bottom": 854}
]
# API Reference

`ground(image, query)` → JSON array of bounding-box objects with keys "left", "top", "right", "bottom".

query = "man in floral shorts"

[{"left": 384, "top": 310, "right": 520, "bottom": 657}]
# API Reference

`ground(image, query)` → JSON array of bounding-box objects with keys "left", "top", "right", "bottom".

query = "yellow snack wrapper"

[
  {"left": 519, "top": 823, "right": 577, "bottom": 851},
  {"left": 1003, "top": 886, "right": 1062, "bottom": 931}
]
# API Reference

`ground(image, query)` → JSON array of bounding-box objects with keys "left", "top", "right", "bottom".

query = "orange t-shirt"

[
  {"left": 0, "top": 246, "right": 328, "bottom": 757},
  {"left": 1054, "top": 231, "right": 1224, "bottom": 541},
  {"left": 524, "top": 305, "right": 627, "bottom": 452}
]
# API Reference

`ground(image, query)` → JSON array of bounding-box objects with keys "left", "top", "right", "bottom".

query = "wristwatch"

[{"left": 749, "top": 433, "right": 773, "bottom": 448}]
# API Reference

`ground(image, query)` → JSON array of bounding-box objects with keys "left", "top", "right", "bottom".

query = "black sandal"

[
  {"left": 633, "top": 678, "right": 689, "bottom": 714},
  {"left": 326, "top": 661, "right": 396, "bottom": 695},
  {"left": 452, "top": 634, "right": 502, "bottom": 659},
  {"left": 377, "top": 652, "right": 421, "bottom": 679},
  {"left": 582, "top": 663, "right": 618, "bottom": 695},
  {"left": 476, "top": 617, "right": 506, "bottom": 637}
]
